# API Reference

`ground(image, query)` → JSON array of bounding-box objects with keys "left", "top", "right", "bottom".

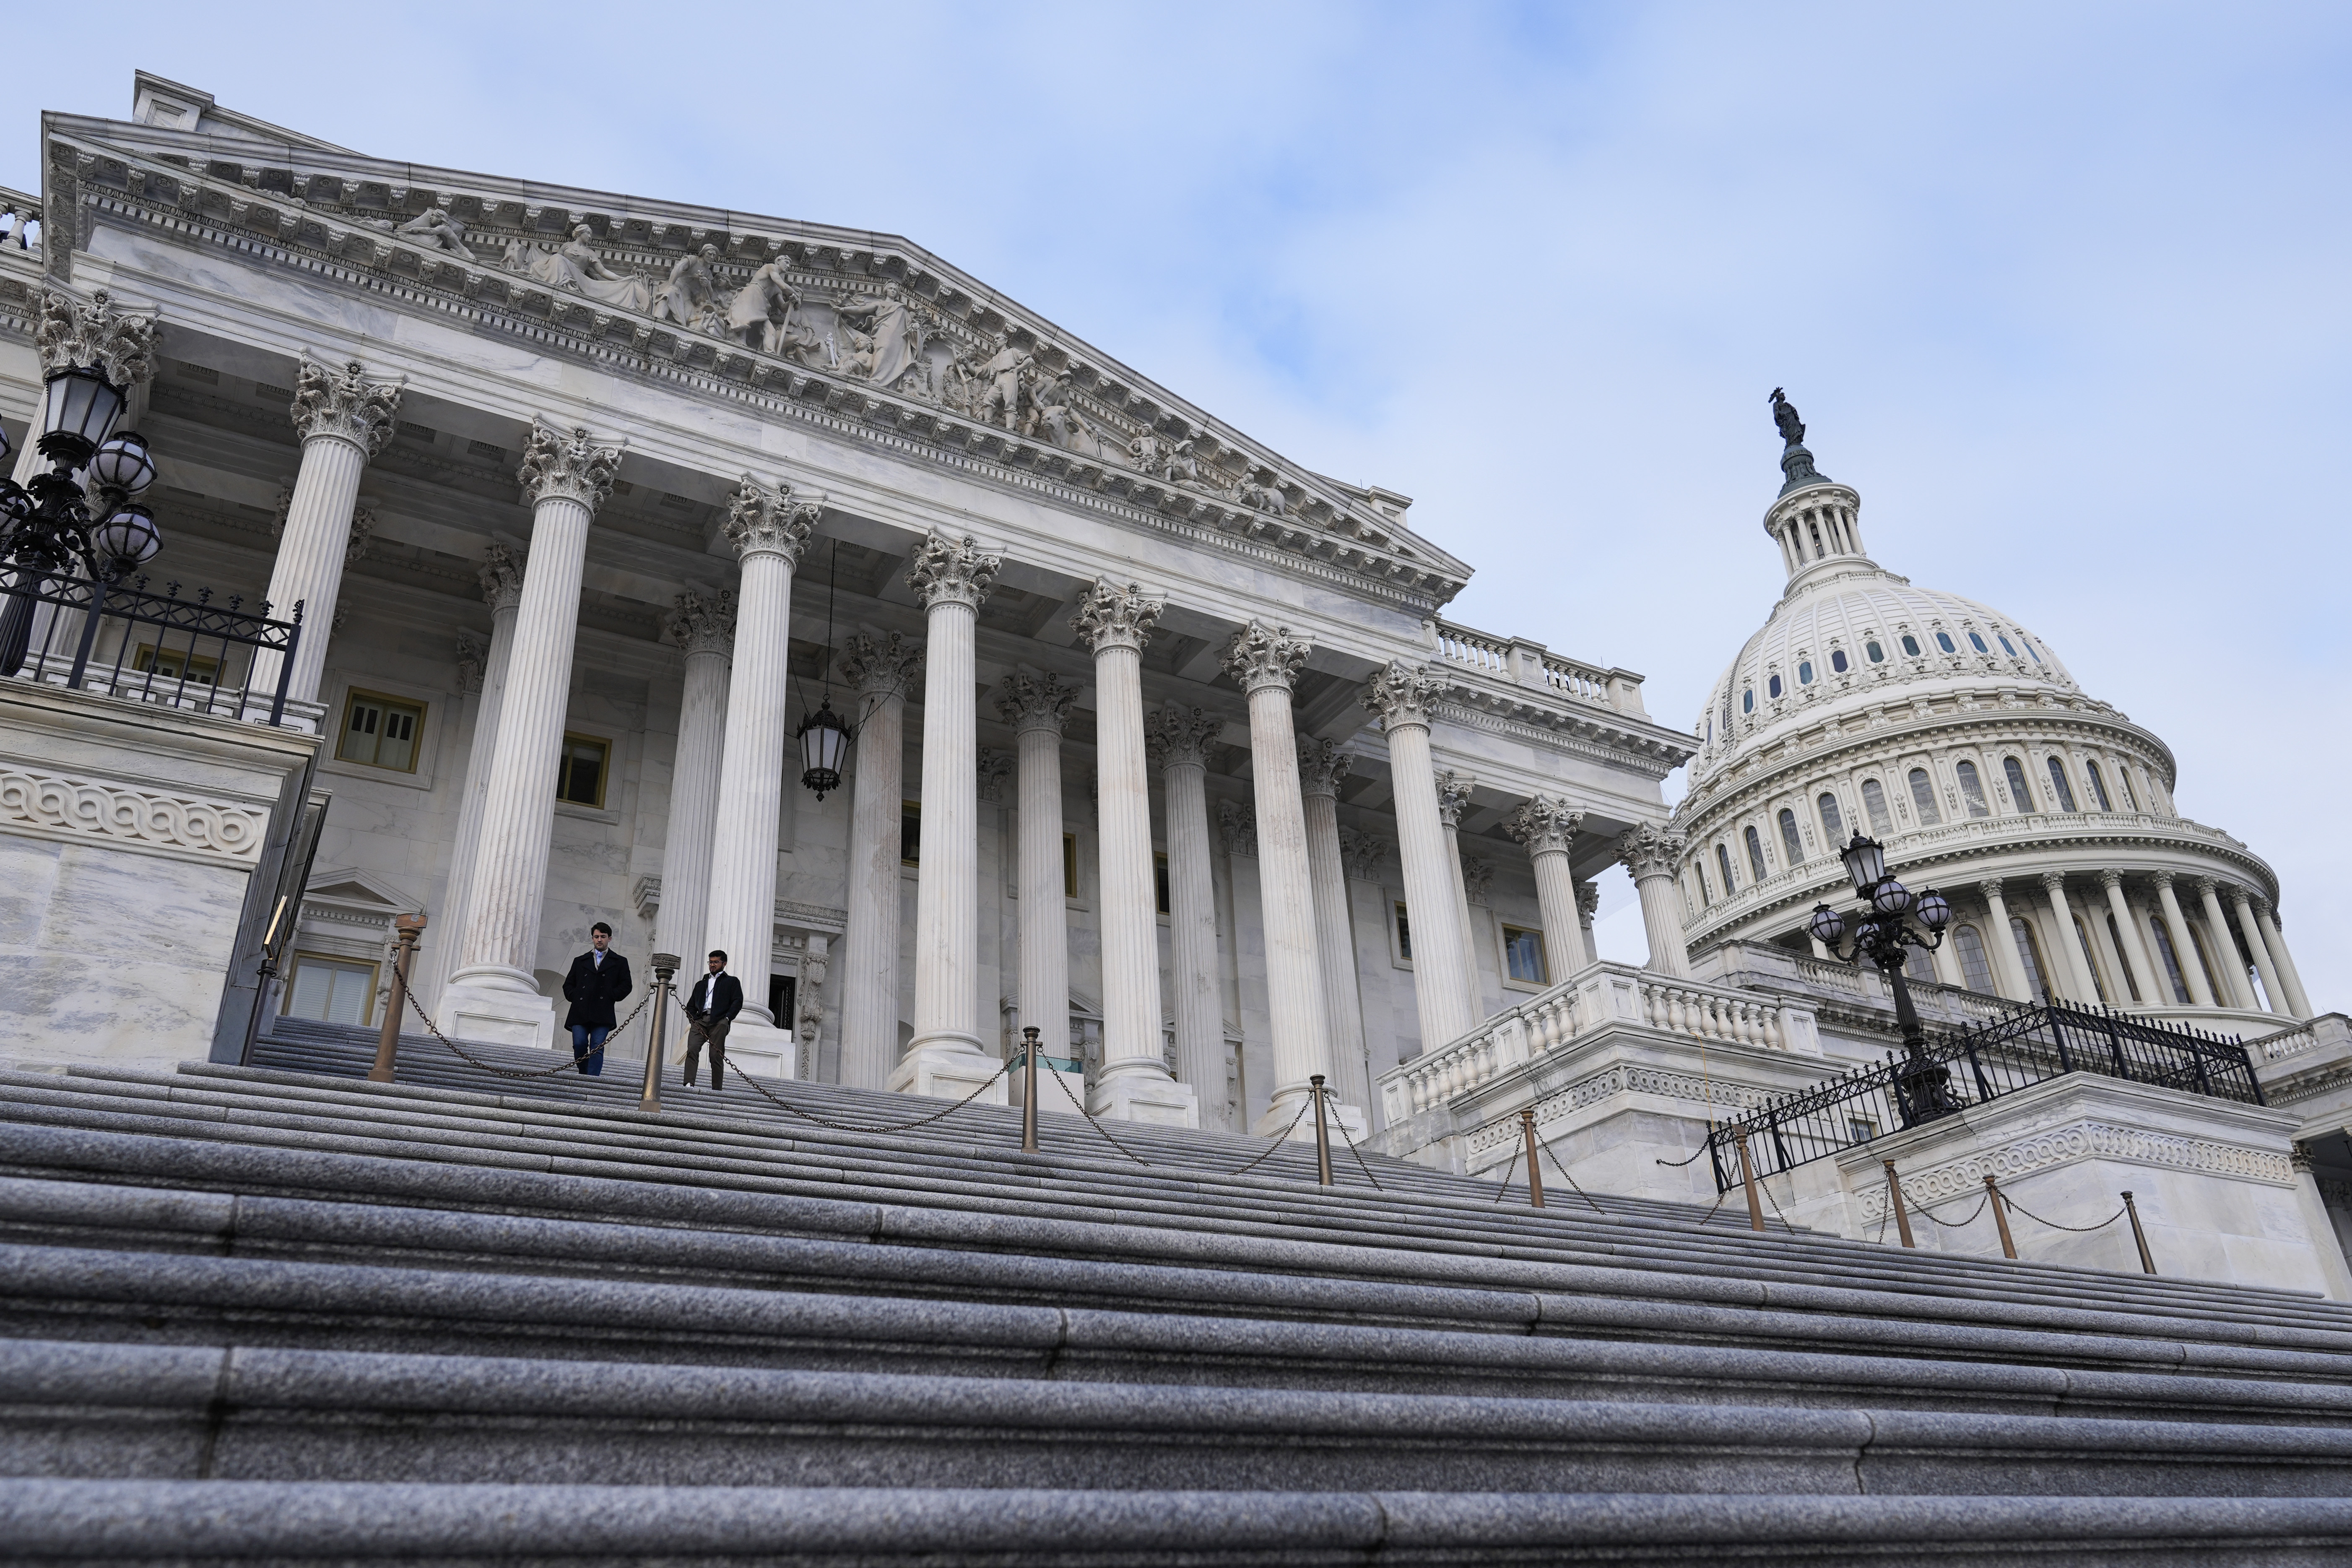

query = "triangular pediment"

[{"left": 302, "top": 867, "right": 419, "bottom": 913}]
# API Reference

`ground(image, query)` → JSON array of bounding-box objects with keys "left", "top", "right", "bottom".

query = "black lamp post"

[
  {"left": 0, "top": 360, "right": 162, "bottom": 675},
  {"left": 1808, "top": 832, "right": 1959, "bottom": 1125}
]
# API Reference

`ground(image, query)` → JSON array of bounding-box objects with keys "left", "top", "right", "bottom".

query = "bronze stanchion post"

[
  {"left": 1986, "top": 1174, "right": 2017, "bottom": 1259},
  {"left": 368, "top": 914, "right": 426, "bottom": 1083},
  {"left": 1519, "top": 1108, "right": 1546, "bottom": 1208},
  {"left": 1882, "top": 1159, "right": 1916, "bottom": 1248},
  {"left": 1734, "top": 1131, "right": 1765, "bottom": 1232},
  {"left": 1310, "top": 1074, "right": 1333, "bottom": 1187},
  {"left": 2123, "top": 1190, "right": 2157, "bottom": 1274},
  {"left": 639, "top": 953, "right": 677, "bottom": 1114},
  {"left": 1021, "top": 1025, "right": 1041, "bottom": 1154}
]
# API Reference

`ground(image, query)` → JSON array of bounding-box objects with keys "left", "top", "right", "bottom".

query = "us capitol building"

[{"left": 1, "top": 73, "right": 2345, "bottom": 1295}]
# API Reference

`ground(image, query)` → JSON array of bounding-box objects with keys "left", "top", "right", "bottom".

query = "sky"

[{"left": 10, "top": 3, "right": 2345, "bottom": 1014}]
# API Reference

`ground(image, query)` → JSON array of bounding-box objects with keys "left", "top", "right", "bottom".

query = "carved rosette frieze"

[
  {"left": 1221, "top": 621, "right": 1309, "bottom": 694},
  {"left": 1463, "top": 857, "right": 1494, "bottom": 907},
  {"left": 723, "top": 476, "right": 821, "bottom": 565},
  {"left": 837, "top": 629, "right": 924, "bottom": 698},
  {"left": 1362, "top": 661, "right": 1446, "bottom": 731},
  {"left": 477, "top": 541, "right": 526, "bottom": 613},
  {"left": 904, "top": 530, "right": 1001, "bottom": 611},
  {"left": 665, "top": 587, "right": 737, "bottom": 658},
  {"left": 516, "top": 418, "right": 624, "bottom": 512},
  {"left": 35, "top": 289, "right": 157, "bottom": 387},
  {"left": 1218, "top": 800, "right": 1258, "bottom": 858},
  {"left": 289, "top": 353, "right": 403, "bottom": 456},
  {"left": 454, "top": 631, "right": 486, "bottom": 696},
  {"left": 1504, "top": 795, "right": 1585, "bottom": 858},
  {"left": 1297, "top": 736, "right": 1351, "bottom": 798},
  {"left": 1434, "top": 770, "right": 1473, "bottom": 829},
  {"left": 1618, "top": 822, "right": 1686, "bottom": 881},
  {"left": 1575, "top": 880, "right": 1601, "bottom": 921},
  {"left": 1070, "top": 579, "right": 1167, "bottom": 654},
  {"left": 1338, "top": 828, "right": 1389, "bottom": 883},
  {"left": 995, "top": 670, "right": 1079, "bottom": 736},
  {"left": 1148, "top": 704, "right": 1220, "bottom": 770}
]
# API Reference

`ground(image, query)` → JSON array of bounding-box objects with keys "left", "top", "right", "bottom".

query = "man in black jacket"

[
  {"left": 682, "top": 949, "right": 743, "bottom": 1090},
  {"left": 561, "top": 922, "right": 634, "bottom": 1076}
]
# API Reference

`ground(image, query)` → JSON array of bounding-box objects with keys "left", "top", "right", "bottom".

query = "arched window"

[
  {"left": 2023, "top": 640, "right": 2043, "bottom": 663},
  {"left": 1954, "top": 760, "right": 1990, "bottom": 817},
  {"left": 1745, "top": 825, "right": 1768, "bottom": 882},
  {"left": 2071, "top": 916, "right": 2110, "bottom": 1003},
  {"left": 1767, "top": 673, "right": 1783, "bottom": 699},
  {"left": 1907, "top": 767, "right": 1942, "bottom": 826},
  {"left": 2002, "top": 756, "right": 2034, "bottom": 812},
  {"left": 1900, "top": 634, "right": 1922, "bottom": 657},
  {"left": 2103, "top": 913, "right": 2142, "bottom": 1004},
  {"left": 1797, "top": 660, "right": 1814, "bottom": 685},
  {"left": 2010, "top": 917, "right": 2052, "bottom": 1001},
  {"left": 1716, "top": 843, "right": 1738, "bottom": 895},
  {"left": 1866, "top": 640, "right": 1886, "bottom": 663},
  {"left": 2119, "top": 769, "right": 2140, "bottom": 811},
  {"left": 1859, "top": 777, "right": 1893, "bottom": 835},
  {"left": 1905, "top": 945, "right": 1937, "bottom": 984},
  {"left": 2085, "top": 759, "right": 2113, "bottom": 811},
  {"left": 1778, "top": 808, "right": 1803, "bottom": 864},
  {"left": 1934, "top": 631, "right": 1956, "bottom": 653},
  {"left": 1967, "top": 631, "right": 1988, "bottom": 653},
  {"left": 1953, "top": 924, "right": 1995, "bottom": 993},
  {"left": 1830, "top": 649, "right": 1849, "bottom": 673},
  {"left": 1694, "top": 864, "right": 1711, "bottom": 907},
  {"left": 2046, "top": 756, "right": 2079, "bottom": 812},
  {"left": 2148, "top": 917, "right": 2191, "bottom": 1004},
  {"left": 1818, "top": 792, "right": 1845, "bottom": 845},
  {"left": 1742, "top": 688, "right": 1754, "bottom": 714},
  {"left": 1998, "top": 634, "right": 2018, "bottom": 657}
]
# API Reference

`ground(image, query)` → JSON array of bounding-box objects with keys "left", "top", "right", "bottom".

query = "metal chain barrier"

[
  {"left": 1491, "top": 1142, "right": 1523, "bottom": 1204},
  {"left": 1212, "top": 1097, "right": 1312, "bottom": 1178},
  {"left": 1037, "top": 1051, "right": 1154, "bottom": 1168},
  {"left": 400, "top": 982, "right": 657, "bottom": 1080},
  {"left": 1693, "top": 1188, "right": 1732, "bottom": 1227},
  {"left": 1999, "top": 1190, "right": 2127, "bottom": 1234},
  {"left": 1911, "top": 1191, "right": 1991, "bottom": 1230},
  {"left": 1655, "top": 1142, "right": 1709, "bottom": 1169},
  {"left": 1320, "top": 1084, "right": 1386, "bottom": 1192},
  {"left": 1872, "top": 1176, "right": 1892, "bottom": 1245},
  {"left": 1523, "top": 1119, "right": 1607, "bottom": 1216},
  {"left": 687, "top": 993, "right": 1017, "bottom": 1135}
]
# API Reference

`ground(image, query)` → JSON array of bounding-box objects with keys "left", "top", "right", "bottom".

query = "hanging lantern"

[{"left": 796, "top": 699, "right": 850, "bottom": 799}]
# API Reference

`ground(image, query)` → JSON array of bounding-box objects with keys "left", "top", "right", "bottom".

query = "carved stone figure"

[
  {"left": 652, "top": 244, "right": 722, "bottom": 327},
  {"left": 1164, "top": 439, "right": 1199, "bottom": 486},
  {"left": 1031, "top": 373, "right": 1099, "bottom": 454},
  {"left": 835, "top": 285, "right": 924, "bottom": 392},
  {"left": 1240, "top": 470, "right": 1289, "bottom": 516},
  {"left": 395, "top": 208, "right": 473, "bottom": 260},
  {"left": 1127, "top": 429, "right": 1162, "bottom": 474},
  {"left": 724, "top": 259, "right": 803, "bottom": 353},
  {"left": 974, "top": 335, "right": 1031, "bottom": 430},
  {"left": 520, "top": 226, "right": 654, "bottom": 313}
]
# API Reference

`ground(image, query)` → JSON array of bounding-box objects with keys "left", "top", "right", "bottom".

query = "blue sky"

[{"left": 13, "top": 3, "right": 2346, "bottom": 1012}]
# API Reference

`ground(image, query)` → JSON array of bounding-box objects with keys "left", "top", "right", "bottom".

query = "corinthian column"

[
  {"left": 1505, "top": 795, "right": 1586, "bottom": 987},
  {"left": 702, "top": 479, "right": 819, "bottom": 1064},
  {"left": 254, "top": 354, "right": 402, "bottom": 705},
  {"left": 2149, "top": 873, "right": 2214, "bottom": 1008},
  {"left": 1364, "top": 663, "right": 1476, "bottom": 1056},
  {"left": 438, "top": 421, "right": 622, "bottom": 1048},
  {"left": 1434, "top": 770, "right": 1487, "bottom": 1013},
  {"left": 2253, "top": 899, "right": 2314, "bottom": 1019},
  {"left": 889, "top": 532, "right": 1005, "bottom": 1101},
  {"left": 1618, "top": 824, "right": 1691, "bottom": 978},
  {"left": 2231, "top": 888, "right": 2289, "bottom": 1015},
  {"left": 1574, "top": 880, "right": 1601, "bottom": 970},
  {"left": 653, "top": 590, "right": 735, "bottom": 990},
  {"left": 1074, "top": 581, "right": 1198, "bottom": 1126},
  {"left": 2040, "top": 872, "right": 2100, "bottom": 1002},
  {"left": 835, "top": 629, "right": 924, "bottom": 1090},
  {"left": 1225, "top": 623, "right": 1350, "bottom": 1137},
  {"left": 1154, "top": 704, "right": 1227, "bottom": 1128},
  {"left": 419, "top": 545, "right": 525, "bottom": 1012},
  {"left": 1298, "top": 736, "right": 1371, "bottom": 1116},
  {"left": 2097, "top": 870, "right": 2162, "bottom": 1008},
  {"left": 998, "top": 669, "right": 1078, "bottom": 1068},
  {"left": 2196, "top": 877, "right": 2258, "bottom": 1010},
  {"left": 1978, "top": 879, "right": 2034, "bottom": 1001}
]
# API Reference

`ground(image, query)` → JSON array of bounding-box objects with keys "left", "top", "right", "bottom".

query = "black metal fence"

[
  {"left": 1704, "top": 1002, "right": 2263, "bottom": 1193},
  {"left": 0, "top": 565, "right": 302, "bottom": 725}
]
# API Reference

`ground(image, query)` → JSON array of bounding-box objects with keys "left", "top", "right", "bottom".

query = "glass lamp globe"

[
  {"left": 795, "top": 699, "right": 850, "bottom": 799},
  {"left": 1806, "top": 902, "right": 1847, "bottom": 948},
  {"left": 1871, "top": 877, "right": 1915, "bottom": 918},
  {"left": 88, "top": 431, "right": 156, "bottom": 495},
  {"left": 1840, "top": 832, "right": 1888, "bottom": 896},
  {"left": 90, "top": 504, "right": 161, "bottom": 576},
  {"left": 1914, "top": 888, "right": 1952, "bottom": 932}
]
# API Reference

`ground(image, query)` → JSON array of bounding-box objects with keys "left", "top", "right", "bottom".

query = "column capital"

[
  {"left": 455, "top": 631, "right": 486, "bottom": 696},
  {"left": 1435, "top": 770, "right": 1474, "bottom": 828},
  {"left": 1575, "top": 880, "right": 1601, "bottom": 921},
  {"left": 905, "top": 530, "right": 1001, "bottom": 611},
  {"left": 35, "top": 288, "right": 156, "bottom": 387},
  {"left": 517, "top": 418, "right": 624, "bottom": 512},
  {"left": 2193, "top": 875, "right": 2221, "bottom": 898},
  {"left": 1071, "top": 578, "right": 1166, "bottom": 654},
  {"left": 1338, "top": 827, "right": 1388, "bottom": 882},
  {"left": 665, "top": 587, "right": 737, "bottom": 658},
  {"left": 1363, "top": 660, "right": 1445, "bottom": 730},
  {"left": 995, "top": 668, "right": 1079, "bottom": 735},
  {"left": 1221, "top": 620, "right": 1310, "bottom": 694},
  {"left": 838, "top": 629, "right": 924, "bottom": 697},
  {"left": 1504, "top": 794, "right": 1584, "bottom": 856},
  {"left": 2040, "top": 870, "right": 2069, "bottom": 896},
  {"left": 2252, "top": 893, "right": 2275, "bottom": 917},
  {"left": 2095, "top": 868, "right": 2125, "bottom": 892},
  {"left": 1979, "top": 877, "right": 2007, "bottom": 901},
  {"left": 2149, "top": 868, "right": 2176, "bottom": 890},
  {"left": 1297, "top": 736, "right": 1351, "bottom": 798},
  {"left": 723, "top": 477, "right": 821, "bottom": 565},
  {"left": 1618, "top": 822, "right": 1685, "bottom": 880},
  {"left": 1149, "top": 704, "right": 1220, "bottom": 770},
  {"left": 289, "top": 352, "right": 403, "bottom": 456},
  {"left": 476, "top": 541, "right": 526, "bottom": 614},
  {"left": 1218, "top": 799, "right": 1258, "bottom": 858}
]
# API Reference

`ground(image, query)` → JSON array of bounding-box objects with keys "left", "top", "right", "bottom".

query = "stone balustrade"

[{"left": 1430, "top": 618, "right": 1639, "bottom": 714}]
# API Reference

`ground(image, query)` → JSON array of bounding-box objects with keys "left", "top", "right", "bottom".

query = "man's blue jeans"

[{"left": 569, "top": 1025, "right": 610, "bottom": 1075}]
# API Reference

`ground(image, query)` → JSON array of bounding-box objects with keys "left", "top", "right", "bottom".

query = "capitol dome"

[{"left": 1666, "top": 395, "right": 2316, "bottom": 1031}]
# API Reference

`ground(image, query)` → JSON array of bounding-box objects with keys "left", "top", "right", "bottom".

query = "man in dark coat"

[
  {"left": 682, "top": 949, "right": 743, "bottom": 1090},
  {"left": 561, "top": 922, "right": 633, "bottom": 1076}
]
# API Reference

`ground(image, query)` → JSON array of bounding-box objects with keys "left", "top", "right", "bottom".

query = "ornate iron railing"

[
  {"left": 1702, "top": 1001, "right": 2263, "bottom": 1192},
  {"left": 0, "top": 565, "right": 303, "bottom": 725}
]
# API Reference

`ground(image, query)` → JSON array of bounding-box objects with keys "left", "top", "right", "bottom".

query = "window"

[
  {"left": 1934, "top": 631, "right": 1956, "bottom": 653},
  {"left": 2072, "top": 917, "right": 2110, "bottom": 1003},
  {"left": 134, "top": 644, "right": 221, "bottom": 685},
  {"left": 1742, "top": 687, "right": 1754, "bottom": 714},
  {"left": 1154, "top": 851, "right": 1170, "bottom": 915},
  {"left": 1865, "top": 640, "right": 1885, "bottom": 663},
  {"left": 1393, "top": 902, "right": 1413, "bottom": 961},
  {"left": 1900, "top": 634, "right": 1921, "bottom": 657},
  {"left": 2024, "top": 640, "right": 2044, "bottom": 663},
  {"left": 1954, "top": 760, "right": 1989, "bottom": 818},
  {"left": 1778, "top": 808, "right": 1803, "bottom": 864},
  {"left": 557, "top": 733, "right": 609, "bottom": 807},
  {"left": 2149, "top": 917, "right": 2192, "bottom": 1004},
  {"left": 1830, "top": 650, "right": 1848, "bottom": 673},
  {"left": 1860, "top": 778, "right": 1892, "bottom": 835},
  {"left": 1694, "top": 865, "right": 1711, "bottom": 907},
  {"left": 338, "top": 691, "right": 425, "bottom": 773},
  {"left": 1502, "top": 926, "right": 1547, "bottom": 985},
  {"left": 1062, "top": 832, "right": 1077, "bottom": 897},
  {"left": 1967, "top": 631, "right": 1988, "bottom": 653},
  {"left": 1907, "top": 768, "right": 1941, "bottom": 826},
  {"left": 2185, "top": 921, "right": 2224, "bottom": 1003},
  {"left": 1767, "top": 673, "right": 1783, "bottom": 699},
  {"left": 1817, "top": 792, "right": 1845, "bottom": 845},
  {"left": 1953, "top": 924, "right": 1995, "bottom": 993},
  {"left": 2011, "top": 917, "right": 2052, "bottom": 1001},
  {"left": 1847, "top": 1116, "right": 1878, "bottom": 1145},
  {"left": 769, "top": 975, "right": 797, "bottom": 1030},
  {"left": 2119, "top": 770, "right": 2140, "bottom": 811},
  {"left": 2045, "top": 756, "right": 2079, "bottom": 813},
  {"left": 902, "top": 802, "right": 922, "bottom": 865},
  {"left": 1998, "top": 635, "right": 2018, "bottom": 657},
  {"left": 1716, "top": 843, "right": 1738, "bottom": 895},
  {"left": 284, "top": 953, "right": 378, "bottom": 1026},
  {"left": 2104, "top": 913, "right": 2142, "bottom": 1003},
  {"left": 1905, "top": 945, "right": 1937, "bottom": 985},
  {"left": 2085, "top": 760, "right": 2113, "bottom": 812},
  {"left": 2003, "top": 756, "right": 2034, "bottom": 812},
  {"left": 1797, "top": 660, "right": 1814, "bottom": 685},
  {"left": 1745, "top": 825, "right": 1768, "bottom": 882}
]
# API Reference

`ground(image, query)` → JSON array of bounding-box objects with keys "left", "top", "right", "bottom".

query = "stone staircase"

[{"left": 5, "top": 1022, "right": 2352, "bottom": 1562}]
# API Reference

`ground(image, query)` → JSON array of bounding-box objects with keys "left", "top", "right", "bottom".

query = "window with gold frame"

[
  {"left": 557, "top": 733, "right": 610, "bottom": 807},
  {"left": 338, "top": 689, "right": 426, "bottom": 773}
]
